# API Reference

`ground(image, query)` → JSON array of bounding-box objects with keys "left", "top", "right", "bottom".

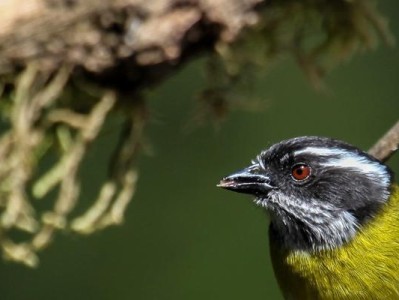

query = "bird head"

[{"left": 218, "top": 136, "right": 394, "bottom": 251}]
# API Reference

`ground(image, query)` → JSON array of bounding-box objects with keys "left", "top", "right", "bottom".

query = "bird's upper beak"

[{"left": 217, "top": 165, "right": 276, "bottom": 196}]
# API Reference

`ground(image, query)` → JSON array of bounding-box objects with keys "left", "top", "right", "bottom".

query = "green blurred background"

[{"left": 1, "top": 1, "right": 399, "bottom": 299}]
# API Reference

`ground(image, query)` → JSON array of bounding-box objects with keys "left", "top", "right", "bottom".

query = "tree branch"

[
  {"left": 0, "top": 0, "right": 261, "bottom": 90},
  {"left": 368, "top": 120, "right": 399, "bottom": 162}
]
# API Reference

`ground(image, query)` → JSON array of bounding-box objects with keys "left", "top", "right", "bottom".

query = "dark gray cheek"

[
  {"left": 302, "top": 177, "right": 347, "bottom": 207},
  {"left": 312, "top": 173, "right": 386, "bottom": 221}
]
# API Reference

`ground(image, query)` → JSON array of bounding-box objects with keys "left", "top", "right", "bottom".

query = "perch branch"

[{"left": 368, "top": 120, "right": 399, "bottom": 162}]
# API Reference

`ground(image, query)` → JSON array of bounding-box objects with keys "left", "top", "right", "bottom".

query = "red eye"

[{"left": 291, "top": 164, "right": 311, "bottom": 181}]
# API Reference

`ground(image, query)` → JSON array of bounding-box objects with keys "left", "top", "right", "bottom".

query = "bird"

[{"left": 218, "top": 136, "right": 399, "bottom": 300}]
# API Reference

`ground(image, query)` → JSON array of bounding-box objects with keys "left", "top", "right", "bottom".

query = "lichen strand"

[{"left": 0, "top": 65, "right": 146, "bottom": 267}]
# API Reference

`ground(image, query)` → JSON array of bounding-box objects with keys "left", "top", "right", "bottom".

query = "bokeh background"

[{"left": 1, "top": 1, "right": 399, "bottom": 299}]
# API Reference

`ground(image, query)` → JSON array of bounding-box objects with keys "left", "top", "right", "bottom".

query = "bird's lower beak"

[{"left": 217, "top": 165, "right": 275, "bottom": 196}]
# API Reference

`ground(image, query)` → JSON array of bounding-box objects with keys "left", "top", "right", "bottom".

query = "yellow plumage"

[{"left": 271, "top": 185, "right": 399, "bottom": 300}]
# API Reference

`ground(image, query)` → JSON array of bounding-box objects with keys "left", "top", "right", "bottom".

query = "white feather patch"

[{"left": 294, "top": 147, "right": 390, "bottom": 188}]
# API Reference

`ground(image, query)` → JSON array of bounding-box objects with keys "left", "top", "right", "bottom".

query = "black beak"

[{"left": 217, "top": 165, "right": 276, "bottom": 196}]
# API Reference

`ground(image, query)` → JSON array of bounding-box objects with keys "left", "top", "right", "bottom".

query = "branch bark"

[
  {"left": 0, "top": 0, "right": 261, "bottom": 91},
  {"left": 369, "top": 120, "right": 399, "bottom": 162}
]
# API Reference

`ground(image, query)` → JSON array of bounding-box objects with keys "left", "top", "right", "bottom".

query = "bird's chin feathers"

[
  {"left": 254, "top": 192, "right": 359, "bottom": 251},
  {"left": 253, "top": 197, "right": 269, "bottom": 208}
]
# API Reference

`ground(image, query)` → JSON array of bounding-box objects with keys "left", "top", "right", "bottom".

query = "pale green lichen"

[{"left": 0, "top": 64, "right": 145, "bottom": 266}]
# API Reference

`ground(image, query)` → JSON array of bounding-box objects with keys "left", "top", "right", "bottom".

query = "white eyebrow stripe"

[
  {"left": 294, "top": 147, "right": 350, "bottom": 157},
  {"left": 293, "top": 146, "right": 390, "bottom": 188}
]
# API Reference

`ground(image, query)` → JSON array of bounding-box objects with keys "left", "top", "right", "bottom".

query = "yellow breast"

[{"left": 270, "top": 185, "right": 399, "bottom": 300}]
